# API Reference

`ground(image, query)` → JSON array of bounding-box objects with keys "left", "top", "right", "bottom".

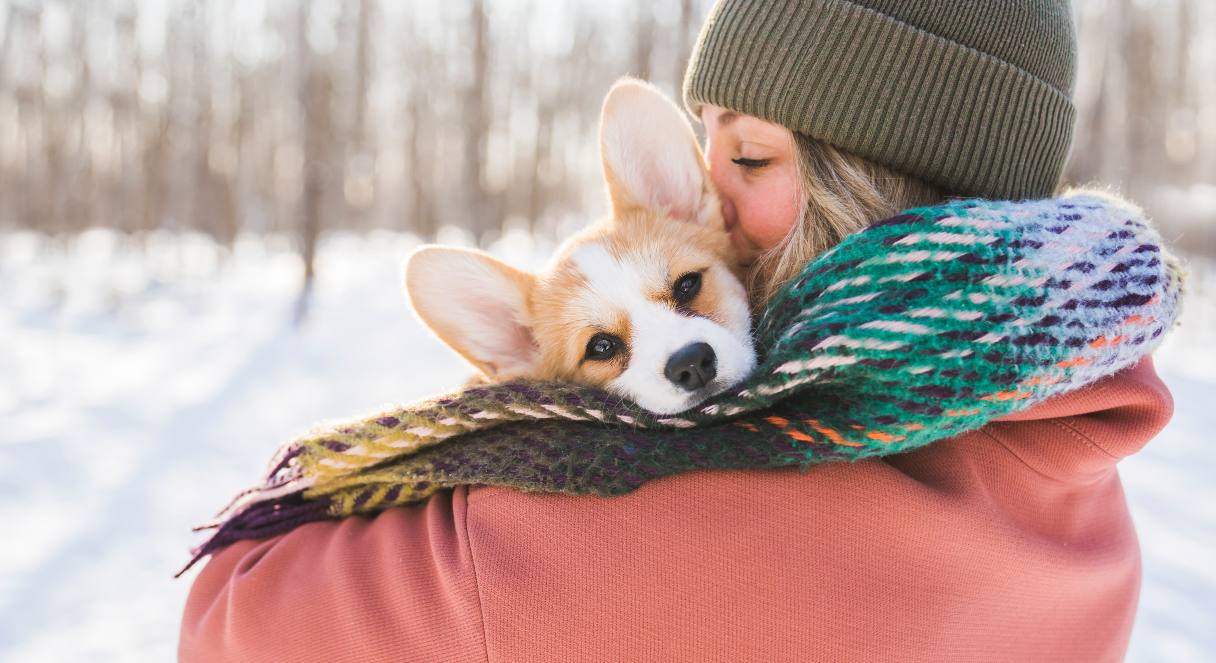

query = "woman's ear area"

[
  {"left": 404, "top": 246, "right": 540, "bottom": 380},
  {"left": 598, "top": 77, "right": 714, "bottom": 224}
]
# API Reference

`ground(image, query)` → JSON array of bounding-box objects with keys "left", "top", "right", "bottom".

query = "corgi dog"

[{"left": 405, "top": 79, "right": 756, "bottom": 415}]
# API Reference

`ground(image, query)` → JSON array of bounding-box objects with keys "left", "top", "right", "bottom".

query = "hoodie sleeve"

[
  {"left": 985, "top": 357, "right": 1173, "bottom": 481},
  {"left": 178, "top": 489, "right": 487, "bottom": 663}
]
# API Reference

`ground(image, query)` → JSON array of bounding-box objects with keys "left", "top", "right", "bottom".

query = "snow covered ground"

[{"left": 0, "top": 229, "right": 1212, "bottom": 662}]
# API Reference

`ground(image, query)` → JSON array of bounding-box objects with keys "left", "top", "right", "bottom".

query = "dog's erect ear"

[
  {"left": 599, "top": 78, "right": 714, "bottom": 224},
  {"left": 405, "top": 247, "right": 540, "bottom": 380}
]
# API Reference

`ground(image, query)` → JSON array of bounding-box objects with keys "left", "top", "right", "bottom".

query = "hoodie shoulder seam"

[
  {"left": 978, "top": 427, "right": 1065, "bottom": 484},
  {"left": 1048, "top": 416, "right": 1121, "bottom": 461},
  {"left": 459, "top": 488, "right": 493, "bottom": 663}
]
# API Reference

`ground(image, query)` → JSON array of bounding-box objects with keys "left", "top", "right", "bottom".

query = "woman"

[{"left": 180, "top": 1, "right": 1173, "bottom": 660}]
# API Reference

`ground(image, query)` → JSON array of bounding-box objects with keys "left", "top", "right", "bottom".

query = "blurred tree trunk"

[
  {"left": 344, "top": 0, "right": 373, "bottom": 227},
  {"left": 189, "top": 3, "right": 236, "bottom": 248},
  {"left": 405, "top": 88, "right": 436, "bottom": 239},
  {"left": 0, "top": 2, "right": 14, "bottom": 88},
  {"left": 1064, "top": 2, "right": 1120, "bottom": 189},
  {"left": 351, "top": 0, "right": 370, "bottom": 149},
  {"left": 464, "top": 0, "right": 491, "bottom": 243},
  {"left": 62, "top": 3, "right": 92, "bottom": 234},
  {"left": 403, "top": 14, "right": 436, "bottom": 240},
  {"left": 0, "top": 2, "right": 28, "bottom": 228},
  {"left": 298, "top": 70, "right": 331, "bottom": 321},
  {"left": 527, "top": 104, "right": 553, "bottom": 232},
  {"left": 37, "top": 11, "right": 63, "bottom": 236},
  {"left": 295, "top": 1, "right": 332, "bottom": 325},
  {"left": 632, "top": 5, "right": 655, "bottom": 80},
  {"left": 1121, "top": 0, "right": 1159, "bottom": 200},
  {"left": 674, "top": 0, "right": 695, "bottom": 92},
  {"left": 1168, "top": 0, "right": 1196, "bottom": 184},
  {"left": 141, "top": 15, "right": 176, "bottom": 234},
  {"left": 110, "top": 9, "right": 139, "bottom": 234}
]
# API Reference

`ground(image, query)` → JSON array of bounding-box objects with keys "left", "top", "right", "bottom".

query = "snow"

[{"left": 0, "top": 230, "right": 1213, "bottom": 661}]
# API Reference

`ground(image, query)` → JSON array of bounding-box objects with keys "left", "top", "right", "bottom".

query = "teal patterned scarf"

[{"left": 183, "top": 194, "right": 1182, "bottom": 574}]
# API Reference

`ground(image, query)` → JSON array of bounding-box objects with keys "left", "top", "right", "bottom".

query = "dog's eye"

[
  {"left": 673, "top": 272, "right": 702, "bottom": 305},
  {"left": 585, "top": 333, "right": 621, "bottom": 361}
]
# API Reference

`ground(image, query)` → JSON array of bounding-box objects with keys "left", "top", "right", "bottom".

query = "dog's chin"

[
  {"left": 613, "top": 342, "right": 757, "bottom": 416},
  {"left": 630, "top": 378, "right": 740, "bottom": 416}
]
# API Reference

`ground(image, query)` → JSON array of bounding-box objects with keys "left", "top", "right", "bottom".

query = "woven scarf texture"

[{"left": 184, "top": 194, "right": 1182, "bottom": 573}]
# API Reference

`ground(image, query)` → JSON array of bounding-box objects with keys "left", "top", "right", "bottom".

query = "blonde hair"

[{"left": 747, "top": 134, "right": 945, "bottom": 307}]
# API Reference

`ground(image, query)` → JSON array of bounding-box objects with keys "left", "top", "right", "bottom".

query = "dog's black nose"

[{"left": 665, "top": 342, "right": 717, "bottom": 391}]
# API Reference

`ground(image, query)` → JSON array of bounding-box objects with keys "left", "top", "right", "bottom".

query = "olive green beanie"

[{"left": 683, "top": 0, "right": 1077, "bottom": 199}]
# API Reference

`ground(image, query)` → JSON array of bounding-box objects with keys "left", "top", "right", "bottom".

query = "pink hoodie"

[{"left": 179, "top": 358, "right": 1172, "bottom": 662}]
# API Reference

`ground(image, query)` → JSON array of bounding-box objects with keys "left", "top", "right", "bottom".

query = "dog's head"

[{"left": 406, "top": 79, "right": 755, "bottom": 414}]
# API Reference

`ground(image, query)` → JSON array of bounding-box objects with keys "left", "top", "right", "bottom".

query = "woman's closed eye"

[{"left": 731, "top": 156, "right": 771, "bottom": 171}]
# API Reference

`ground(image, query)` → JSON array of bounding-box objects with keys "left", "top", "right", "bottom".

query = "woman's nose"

[
  {"left": 705, "top": 159, "right": 737, "bottom": 231},
  {"left": 718, "top": 194, "right": 738, "bottom": 232},
  {"left": 709, "top": 175, "right": 740, "bottom": 232}
]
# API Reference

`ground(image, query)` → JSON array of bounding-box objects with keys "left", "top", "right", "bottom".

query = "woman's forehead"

[{"left": 702, "top": 105, "right": 788, "bottom": 141}]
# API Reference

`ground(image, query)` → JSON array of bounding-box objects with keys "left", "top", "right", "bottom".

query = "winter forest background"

[{"left": 1, "top": 0, "right": 1214, "bottom": 661}]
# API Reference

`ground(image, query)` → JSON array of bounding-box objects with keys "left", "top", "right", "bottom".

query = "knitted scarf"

[{"left": 183, "top": 195, "right": 1181, "bottom": 574}]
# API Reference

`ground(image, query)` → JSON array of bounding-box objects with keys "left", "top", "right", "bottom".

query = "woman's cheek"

[{"left": 740, "top": 176, "right": 800, "bottom": 250}]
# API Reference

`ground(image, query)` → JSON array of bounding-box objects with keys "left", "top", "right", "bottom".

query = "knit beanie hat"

[{"left": 683, "top": 0, "right": 1077, "bottom": 200}]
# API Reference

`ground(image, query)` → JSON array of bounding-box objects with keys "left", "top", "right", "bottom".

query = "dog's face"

[{"left": 406, "top": 79, "right": 756, "bottom": 415}]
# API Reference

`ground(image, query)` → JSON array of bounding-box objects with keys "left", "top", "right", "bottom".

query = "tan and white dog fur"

[{"left": 405, "top": 79, "right": 755, "bottom": 415}]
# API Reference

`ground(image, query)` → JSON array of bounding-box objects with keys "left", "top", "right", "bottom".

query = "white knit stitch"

[
  {"left": 827, "top": 292, "right": 883, "bottom": 306},
  {"left": 860, "top": 320, "right": 933, "bottom": 334},
  {"left": 825, "top": 275, "right": 871, "bottom": 292},
  {"left": 380, "top": 435, "right": 431, "bottom": 448},
  {"left": 939, "top": 349, "right": 974, "bottom": 359},
  {"left": 879, "top": 271, "right": 927, "bottom": 283},
  {"left": 893, "top": 232, "right": 997, "bottom": 245},
  {"left": 775, "top": 355, "right": 859, "bottom": 374},
  {"left": 343, "top": 444, "right": 396, "bottom": 459},
  {"left": 542, "top": 404, "right": 584, "bottom": 420},
  {"left": 812, "top": 335, "right": 907, "bottom": 351},
  {"left": 505, "top": 405, "right": 552, "bottom": 418},
  {"left": 967, "top": 293, "right": 999, "bottom": 304},
  {"left": 756, "top": 374, "right": 817, "bottom": 395},
  {"left": 982, "top": 274, "right": 1028, "bottom": 287},
  {"left": 935, "top": 216, "right": 1012, "bottom": 230},
  {"left": 780, "top": 321, "right": 805, "bottom": 341},
  {"left": 880, "top": 250, "right": 964, "bottom": 263}
]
